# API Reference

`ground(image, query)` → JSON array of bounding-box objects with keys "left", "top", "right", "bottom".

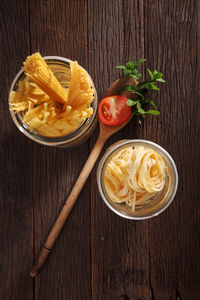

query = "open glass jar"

[
  {"left": 97, "top": 139, "right": 178, "bottom": 220},
  {"left": 9, "top": 56, "right": 98, "bottom": 147}
]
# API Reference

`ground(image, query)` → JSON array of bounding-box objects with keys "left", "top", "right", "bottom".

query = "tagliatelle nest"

[{"left": 104, "top": 146, "right": 167, "bottom": 211}]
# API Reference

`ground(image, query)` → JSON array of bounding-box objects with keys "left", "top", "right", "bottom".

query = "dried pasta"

[
  {"left": 23, "top": 53, "right": 68, "bottom": 104},
  {"left": 104, "top": 146, "right": 167, "bottom": 211},
  {"left": 9, "top": 53, "right": 94, "bottom": 137}
]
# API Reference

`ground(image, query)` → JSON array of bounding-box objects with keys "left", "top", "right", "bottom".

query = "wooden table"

[{"left": 0, "top": 1, "right": 199, "bottom": 299}]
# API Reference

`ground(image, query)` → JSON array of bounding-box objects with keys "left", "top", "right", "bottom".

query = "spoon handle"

[{"left": 29, "top": 133, "right": 107, "bottom": 277}]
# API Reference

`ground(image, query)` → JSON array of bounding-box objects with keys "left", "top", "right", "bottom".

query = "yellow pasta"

[
  {"left": 104, "top": 146, "right": 167, "bottom": 211},
  {"left": 9, "top": 79, "right": 50, "bottom": 112},
  {"left": 67, "top": 61, "right": 94, "bottom": 108},
  {"left": 23, "top": 52, "right": 68, "bottom": 104},
  {"left": 9, "top": 53, "right": 94, "bottom": 137}
]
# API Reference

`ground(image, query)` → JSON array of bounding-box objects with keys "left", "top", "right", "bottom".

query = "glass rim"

[
  {"left": 97, "top": 139, "right": 178, "bottom": 220},
  {"left": 8, "top": 56, "right": 97, "bottom": 146}
]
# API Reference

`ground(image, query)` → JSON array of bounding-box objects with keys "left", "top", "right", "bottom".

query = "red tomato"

[{"left": 98, "top": 95, "right": 131, "bottom": 126}]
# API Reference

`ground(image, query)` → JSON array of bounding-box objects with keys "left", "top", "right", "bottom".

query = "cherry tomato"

[{"left": 98, "top": 95, "right": 131, "bottom": 126}]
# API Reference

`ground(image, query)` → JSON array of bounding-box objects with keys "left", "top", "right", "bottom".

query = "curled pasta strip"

[{"left": 104, "top": 146, "right": 166, "bottom": 211}]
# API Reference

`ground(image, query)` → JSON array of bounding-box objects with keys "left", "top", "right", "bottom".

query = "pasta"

[
  {"left": 23, "top": 53, "right": 68, "bottom": 104},
  {"left": 104, "top": 146, "right": 167, "bottom": 211},
  {"left": 9, "top": 53, "right": 94, "bottom": 137}
]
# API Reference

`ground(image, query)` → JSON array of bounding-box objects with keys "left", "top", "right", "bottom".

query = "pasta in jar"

[{"left": 9, "top": 53, "right": 94, "bottom": 137}]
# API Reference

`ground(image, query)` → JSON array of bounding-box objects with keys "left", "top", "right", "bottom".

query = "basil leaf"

[{"left": 147, "top": 68, "right": 154, "bottom": 80}]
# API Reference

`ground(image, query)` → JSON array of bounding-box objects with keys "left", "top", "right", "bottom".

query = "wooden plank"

[
  {"left": 28, "top": 0, "right": 92, "bottom": 299},
  {"left": 144, "top": 0, "right": 200, "bottom": 299},
  {"left": 88, "top": 1, "right": 150, "bottom": 299},
  {"left": 1, "top": 0, "right": 199, "bottom": 299},
  {"left": 0, "top": 0, "right": 34, "bottom": 299}
]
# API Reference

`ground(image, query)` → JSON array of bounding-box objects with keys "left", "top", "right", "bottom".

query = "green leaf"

[
  {"left": 136, "top": 102, "right": 146, "bottom": 114},
  {"left": 151, "top": 84, "right": 160, "bottom": 91},
  {"left": 127, "top": 99, "right": 138, "bottom": 106},
  {"left": 135, "top": 58, "right": 146, "bottom": 67},
  {"left": 129, "top": 73, "right": 142, "bottom": 80},
  {"left": 126, "top": 61, "right": 135, "bottom": 69},
  {"left": 116, "top": 58, "right": 146, "bottom": 79},
  {"left": 156, "top": 78, "right": 166, "bottom": 83},
  {"left": 145, "top": 109, "right": 160, "bottom": 115},
  {"left": 124, "top": 69, "right": 132, "bottom": 76},
  {"left": 132, "top": 69, "right": 138, "bottom": 75},
  {"left": 129, "top": 74, "right": 139, "bottom": 80},
  {"left": 115, "top": 65, "right": 126, "bottom": 69},
  {"left": 136, "top": 72, "right": 142, "bottom": 78},
  {"left": 145, "top": 83, "right": 151, "bottom": 90},
  {"left": 147, "top": 68, "right": 154, "bottom": 80},
  {"left": 154, "top": 72, "right": 163, "bottom": 79}
]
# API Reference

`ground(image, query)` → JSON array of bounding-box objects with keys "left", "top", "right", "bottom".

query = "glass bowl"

[
  {"left": 9, "top": 56, "right": 98, "bottom": 147},
  {"left": 97, "top": 139, "right": 178, "bottom": 220}
]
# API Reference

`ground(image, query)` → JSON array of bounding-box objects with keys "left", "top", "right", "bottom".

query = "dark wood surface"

[{"left": 0, "top": 0, "right": 199, "bottom": 299}]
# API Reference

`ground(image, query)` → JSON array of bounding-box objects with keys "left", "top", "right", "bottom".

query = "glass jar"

[
  {"left": 97, "top": 139, "right": 178, "bottom": 220},
  {"left": 9, "top": 56, "right": 98, "bottom": 147}
]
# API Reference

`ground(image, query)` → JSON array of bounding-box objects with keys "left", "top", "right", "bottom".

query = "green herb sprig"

[{"left": 116, "top": 59, "right": 165, "bottom": 118}]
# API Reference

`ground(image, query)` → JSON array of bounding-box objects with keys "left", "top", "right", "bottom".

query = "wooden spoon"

[{"left": 29, "top": 77, "right": 137, "bottom": 277}]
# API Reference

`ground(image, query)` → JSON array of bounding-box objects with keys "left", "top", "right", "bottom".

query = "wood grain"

[
  {"left": 0, "top": 0, "right": 199, "bottom": 299},
  {"left": 143, "top": 0, "right": 200, "bottom": 299},
  {"left": 0, "top": 0, "right": 33, "bottom": 299}
]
